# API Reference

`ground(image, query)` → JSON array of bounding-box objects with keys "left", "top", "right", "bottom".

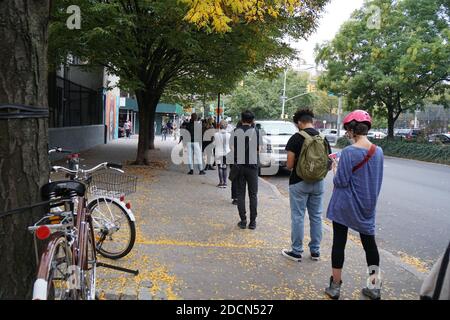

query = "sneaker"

[
  {"left": 187, "top": 170, "right": 194, "bottom": 175},
  {"left": 217, "top": 184, "right": 223, "bottom": 188},
  {"left": 362, "top": 287, "right": 381, "bottom": 300},
  {"left": 281, "top": 249, "right": 302, "bottom": 262},
  {"left": 222, "top": 184, "right": 228, "bottom": 189},
  {"left": 248, "top": 221, "right": 256, "bottom": 230},
  {"left": 325, "top": 276, "right": 342, "bottom": 300},
  {"left": 199, "top": 170, "right": 206, "bottom": 175},
  {"left": 311, "top": 252, "right": 320, "bottom": 261},
  {"left": 232, "top": 199, "right": 238, "bottom": 205},
  {"left": 237, "top": 221, "right": 247, "bottom": 229}
]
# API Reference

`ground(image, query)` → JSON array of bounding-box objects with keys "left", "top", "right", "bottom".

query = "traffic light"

[{"left": 307, "top": 83, "right": 317, "bottom": 93}]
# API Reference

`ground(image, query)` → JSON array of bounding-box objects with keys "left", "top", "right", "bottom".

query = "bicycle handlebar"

[
  {"left": 106, "top": 163, "right": 123, "bottom": 170},
  {"left": 52, "top": 162, "right": 124, "bottom": 175},
  {"left": 48, "top": 147, "right": 73, "bottom": 155}
]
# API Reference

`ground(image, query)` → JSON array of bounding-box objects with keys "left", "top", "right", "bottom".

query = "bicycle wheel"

[
  {"left": 88, "top": 198, "right": 136, "bottom": 259},
  {"left": 33, "top": 234, "right": 75, "bottom": 300}
]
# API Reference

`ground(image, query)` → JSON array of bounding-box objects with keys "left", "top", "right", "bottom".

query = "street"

[{"left": 263, "top": 155, "right": 450, "bottom": 269}]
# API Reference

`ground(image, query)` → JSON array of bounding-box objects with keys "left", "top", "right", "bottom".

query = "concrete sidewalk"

[{"left": 81, "top": 138, "right": 424, "bottom": 300}]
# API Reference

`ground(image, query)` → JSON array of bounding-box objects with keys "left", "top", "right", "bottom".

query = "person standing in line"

[
  {"left": 230, "top": 121, "right": 242, "bottom": 205},
  {"left": 231, "top": 111, "right": 261, "bottom": 230},
  {"left": 186, "top": 113, "right": 206, "bottom": 175},
  {"left": 203, "top": 117, "right": 216, "bottom": 171},
  {"left": 324, "top": 110, "right": 384, "bottom": 300},
  {"left": 282, "top": 109, "right": 332, "bottom": 263},
  {"left": 173, "top": 121, "right": 179, "bottom": 141},
  {"left": 214, "top": 120, "right": 231, "bottom": 188}
]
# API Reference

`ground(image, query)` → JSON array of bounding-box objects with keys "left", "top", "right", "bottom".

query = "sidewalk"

[{"left": 81, "top": 138, "right": 424, "bottom": 300}]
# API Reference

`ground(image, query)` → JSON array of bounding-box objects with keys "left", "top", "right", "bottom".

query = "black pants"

[
  {"left": 236, "top": 166, "right": 259, "bottom": 222},
  {"left": 231, "top": 165, "right": 238, "bottom": 200},
  {"left": 332, "top": 221, "right": 380, "bottom": 269}
]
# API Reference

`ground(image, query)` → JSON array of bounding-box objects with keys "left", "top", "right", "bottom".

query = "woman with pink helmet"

[{"left": 325, "top": 110, "right": 384, "bottom": 300}]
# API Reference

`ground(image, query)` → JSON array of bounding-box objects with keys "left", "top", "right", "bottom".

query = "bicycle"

[
  {"left": 52, "top": 148, "right": 137, "bottom": 259},
  {"left": 28, "top": 150, "right": 138, "bottom": 300}
]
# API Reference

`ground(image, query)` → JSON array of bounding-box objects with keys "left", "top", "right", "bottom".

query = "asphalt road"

[{"left": 262, "top": 156, "right": 450, "bottom": 268}]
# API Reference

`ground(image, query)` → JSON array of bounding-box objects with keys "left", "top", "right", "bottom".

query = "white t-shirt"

[{"left": 214, "top": 129, "right": 231, "bottom": 157}]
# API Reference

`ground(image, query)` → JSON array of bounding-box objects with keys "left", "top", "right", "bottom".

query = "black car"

[{"left": 428, "top": 134, "right": 450, "bottom": 144}]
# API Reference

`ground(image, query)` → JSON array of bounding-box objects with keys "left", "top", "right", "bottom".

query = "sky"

[{"left": 291, "top": 0, "right": 365, "bottom": 67}]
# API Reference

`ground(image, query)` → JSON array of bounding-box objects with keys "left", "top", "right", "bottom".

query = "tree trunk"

[
  {"left": 0, "top": 0, "right": 50, "bottom": 299},
  {"left": 387, "top": 104, "right": 395, "bottom": 139},
  {"left": 135, "top": 91, "right": 151, "bottom": 165},
  {"left": 148, "top": 108, "right": 156, "bottom": 150}
]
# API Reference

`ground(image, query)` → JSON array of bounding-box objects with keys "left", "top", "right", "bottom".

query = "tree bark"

[
  {"left": 387, "top": 104, "right": 395, "bottom": 139},
  {"left": 135, "top": 90, "right": 151, "bottom": 165},
  {"left": 148, "top": 108, "right": 156, "bottom": 150},
  {"left": 0, "top": 0, "right": 50, "bottom": 299}
]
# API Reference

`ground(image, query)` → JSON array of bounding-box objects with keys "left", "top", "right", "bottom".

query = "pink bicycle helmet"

[{"left": 343, "top": 110, "right": 372, "bottom": 130}]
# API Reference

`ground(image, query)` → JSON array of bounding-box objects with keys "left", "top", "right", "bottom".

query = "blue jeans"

[{"left": 289, "top": 180, "right": 324, "bottom": 255}]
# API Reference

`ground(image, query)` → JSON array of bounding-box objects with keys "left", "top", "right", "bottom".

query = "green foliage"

[
  {"left": 336, "top": 137, "right": 352, "bottom": 148},
  {"left": 224, "top": 70, "right": 337, "bottom": 120},
  {"left": 316, "top": 0, "right": 450, "bottom": 136},
  {"left": 336, "top": 137, "right": 450, "bottom": 165},
  {"left": 49, "top": 0, "right": 328, "bottom": 98}
]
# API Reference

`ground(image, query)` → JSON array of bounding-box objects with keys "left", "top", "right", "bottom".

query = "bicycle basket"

[{"left": 89, "top": 170, "right": 137, "bottom": 198}]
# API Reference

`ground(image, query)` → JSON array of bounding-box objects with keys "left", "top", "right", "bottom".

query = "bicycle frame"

[{"left": 73, "top": 196, "right": 97, "bottom": 300}]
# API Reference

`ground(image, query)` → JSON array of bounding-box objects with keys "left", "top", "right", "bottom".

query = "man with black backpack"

[{"left": 282, "top": 109, "right": 331, "bottom": 262}]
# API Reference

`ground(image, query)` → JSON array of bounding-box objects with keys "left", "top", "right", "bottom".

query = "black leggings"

[{"left": 332, "top": 221, "right": 380, "bottom": 269}]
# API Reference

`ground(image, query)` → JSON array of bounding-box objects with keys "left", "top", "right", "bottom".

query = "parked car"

[
  {"left": 321, "top": 129, "right": 338, "bottom": 144},
  {"left": 368, "top": 131, "right": 387, "bottom": 140},
  {"left": 256, "top": 120, "right": 298, "bottom": 171},
  {"left": 428, "top": 133, "right": 450, "bottom": 144},
  {"left": 395, "top": 128, "right": 422, "bottom": 141}
]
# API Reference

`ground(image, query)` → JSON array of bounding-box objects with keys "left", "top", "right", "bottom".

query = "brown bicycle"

[{"left": 28, "top": 154, "right": 138, "bottom": 300}]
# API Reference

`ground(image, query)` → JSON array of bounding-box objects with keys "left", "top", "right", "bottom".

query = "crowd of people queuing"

[{"left": 168, "top": 107, "right": 450, "bottom": 300}]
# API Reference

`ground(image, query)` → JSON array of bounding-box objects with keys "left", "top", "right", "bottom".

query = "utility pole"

[
  {"left": 281, "top": 69, "right": 287, "bottom": 119},
  {"left": 217, "top": 93, "right": 221, "bottom": 127},
  {"left": 337, "top": 96, "right": 343, "bottom": 138}
]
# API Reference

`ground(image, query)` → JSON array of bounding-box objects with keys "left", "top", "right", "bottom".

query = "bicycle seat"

[{"left": 41, "top": 181, "right": 86, "bottom": 200}]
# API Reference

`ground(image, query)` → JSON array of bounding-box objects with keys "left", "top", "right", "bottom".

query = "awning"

[{"left": 120, "top": 98, "right": 182, "bottom": 115}]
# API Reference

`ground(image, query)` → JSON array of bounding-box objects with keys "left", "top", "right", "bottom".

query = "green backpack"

[{"left": 295, "top": 131, "right": 329, "bottom": 183}]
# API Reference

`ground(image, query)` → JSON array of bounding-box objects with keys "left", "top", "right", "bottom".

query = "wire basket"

[{"left": 88, "top": 170, "right": 137, "bottom": 198}]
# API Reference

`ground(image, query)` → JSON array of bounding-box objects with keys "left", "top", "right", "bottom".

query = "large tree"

[
  {"left": 315, "top": 0, "right": 449, "bottom": 137},
  {"left": 50, "top": 0, "right": 328, "bottom": 164},
  {"left": 0, "top": 0, "right": 50, "bottom": 299}
]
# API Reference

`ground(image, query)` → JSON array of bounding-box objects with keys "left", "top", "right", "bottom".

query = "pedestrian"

[
  {"left": 173, "top": 122, "right": 179, "bottom": 141},
  {"left": 282, "top": 109, "right": 332, "bottom": 263},
  {"left": 161, "top": 123, "right": 168, "bottom": 141},
  {"left": 186, "top": 113, "right": 206, "bottom": 175},
  {"left": 230, "top": 121, "right": 242, "bottom": 205},
  {"left": 214, "top": 120, "right": 231, "bottom": 188},
  {"left": 203, "top": 117, "right": 216, "bottom": 171},
  {"left": 124, "top": 120, "right": 131, "bottom": 138},
  {"left": 324, "top": 110, "right": 384, "bottom": 300},
  {"left": 230, "top": 111, "right": 261, "bottom": 230}
]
